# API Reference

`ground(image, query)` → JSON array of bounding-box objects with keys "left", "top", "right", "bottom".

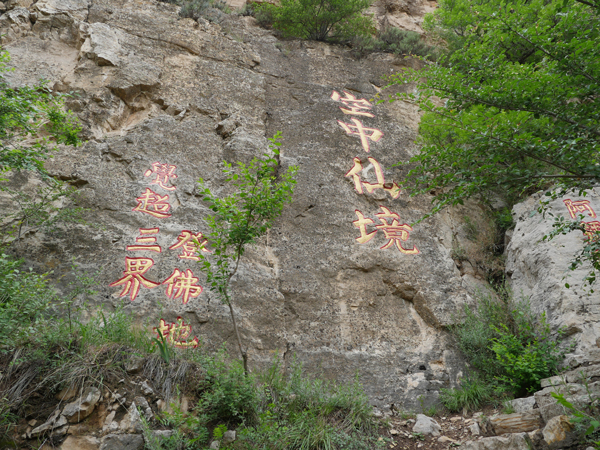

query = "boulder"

[
  {"left": 412, "top": 414, "right": 442, "bottom": 436},
  {"left": 508, "top": 396, "right": 537, "bottom": 413},
  {"left": 62, "top": 387, "right": 101, "bottom": 424},
  {"left": 469, "top": 422, "right": 481, "bottom": 435},
  {"left": 534, "top": 381, "right": 600, "bottom": 423},
  {"left": 490, "top": 411, "right": 543, "bottom": 435},
  {"left": 542, "top": 415, "right": 577, "bottom": 449},
  {"left": 222, "top": 430, "right": 236, "bottom": 444},
  {"left": 100, "top": 434, "right": 144, "bottom": 450},
  {"left": 461, "top": 432, "right": 531, "bottom": 450}
]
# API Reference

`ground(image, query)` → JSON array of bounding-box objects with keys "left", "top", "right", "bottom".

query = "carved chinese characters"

[
  {"left": 111, "top": 163, "right": 208, "bottom": 303},
  {"left": 332, "top": 90, "right": 419, "bottom": 255},
  {"left": 154, "top": 317, "right": 199, "bottom": 349},
  {"left": 563, "top": 199, "right": 600, "bottom": 241},
  {"left": 110, "top": 257, "right": 160, "bottom": 301}
]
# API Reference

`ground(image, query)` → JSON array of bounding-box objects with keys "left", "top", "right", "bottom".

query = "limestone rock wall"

[
  {"left": 2, "top": 0, "right": 475, "bottom": 410},
  {"left": 507, "top": 191, "right": 600, "bottom": 369}
]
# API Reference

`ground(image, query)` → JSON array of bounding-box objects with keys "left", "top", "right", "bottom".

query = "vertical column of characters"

[
  {"left": 332, "top": 90, "right": 419, "bottom": 255},
  {"left": 109, "top": 162, "right": 202, "bottom": 347}
]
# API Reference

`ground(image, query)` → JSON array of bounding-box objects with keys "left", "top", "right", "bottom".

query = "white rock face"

[
  {"left": 507, "top": 190, "right": 600, "bottom": 368},
  {"left": 413, "top": 414, "right": 442, "bottom": 436}
]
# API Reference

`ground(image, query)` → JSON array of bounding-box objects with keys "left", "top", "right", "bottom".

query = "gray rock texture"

[
  {"left": 100, "top": 434, "right": 144, "bottom": 450},
  {"left": 461, "top": 433, "right": 532, "bottom": 450},
  {"left": 489, "top": 411, "right": 543, "bottom": 435},
  {"left": 62, "top": 387, "right": 101, "bottom": 423},
  {"left": 508, "top": 396, "right": 537, "bottom": 414},
  {"left": 413, "top": 414, "right": 442, "bottom": 436},
  {"left": 1, "top": 0, "right": 491, "bottom": 409},
  {"left": 507, "top": 191, "right": 600, "bottom": 370}
]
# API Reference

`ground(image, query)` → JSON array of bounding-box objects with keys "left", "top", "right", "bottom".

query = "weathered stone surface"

[
  {"left": 413, "top": 414, "right": 441, "bottom": 436},
  {"left": 542, "top": 415, "right": 577, "bottom": 449},
  {"left": 368, "top": 0, "right": 437, "bottom": 33},
  {"left": 2, "top": 0, "right": 485, "bottom": 410},
  {"left": 133, "top": 396, "right": 153, "bottom": 420},
  {"left": 100, "top": 434, "right": 144, "bottom": 450},
  {"left": 534, "top": 381, "right": 600, "bottom": 423},
  {"left": 508, "top": 396, "right": 537, "bottom": 413},
  {"left": 29, "top": 410, "right": 68, "bottom": 437},
  {"left": 461, "top": 433, "right": 531, "bottom": 450},
  {"left": 0, "top": 7, "right": 30, "bottom": 43},
  {"left": 60, "top": 436, "right": 100, "bottom": 450},
  {"left": 490, "top": 411, "right": 543, "bottom": 435},
  {"left": 469, "top": 422, "right": 481, "bottom": 435},
  {"left": 222, "top": 430, "right": 236, "bottom": 444},
  {"left": 62, "top": 387, "right": 101, "bottom": 423},
  {"left": 507, "top": 191, "right": 600, "bottom": 371},
  {"left": 124, "top": 356, "right": 145, "bottom": 373},
  {"left": 79, "top": 22, "right": 123, "bottom": 66},
  {"left": 119, "top": 403, "right": 143, "bottom": 433}
]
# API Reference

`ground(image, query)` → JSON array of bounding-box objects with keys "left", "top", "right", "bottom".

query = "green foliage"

[
  {"left": 152, "top": 327, "right": 174, "bottom": 365},
  {"left": 143, "top": 355, "right": 380, "bottom": 450},
  {"left": 440, "top": 374, "right": 494, "bottom": 412},
  {"left": 236, "top": 357, "right": 380, "bottom": 450},
  {"left": 0, "top": 254, "right": 58, "bottom": 350},
  {"left": 198, "top": 351, "right": 258, "bottom": 423},
  {"left": 385, "top": 0, "right": 600, "bottom": 220},
  {"left": 351, "top": 28, "right": 437, "bottom": 59},
  {"left": 197, "top": 132, "right": 296, "bottom": 370},
  {"left": 0, "top": 180, "right": 87, "bottom": 247},
  {"left": 443, "top": 288, "right": 570, "bottom": 405},
  {"left": 157, "top": 0, "right": 230, "bottom": 21},
  {"left": 257, "top": 0, "right": 376, "bottom": 42},
  {"left": 491, "top": 320, "right": 566, "bottom": 396},
  {"left": 0, "top": 49, "right": 81, "bottom": 179},
  {"left": 552, "top": 387, "right": 600, "bottom": 448},
  {"left": 141, "top": 403, "right": 210, "bottom": 450}
]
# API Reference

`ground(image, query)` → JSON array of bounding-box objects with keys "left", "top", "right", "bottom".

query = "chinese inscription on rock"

[{"left": 332, "top": 90, "right": 419, "bottom": 255}]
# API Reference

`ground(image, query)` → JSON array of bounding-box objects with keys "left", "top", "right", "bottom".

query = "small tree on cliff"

[
  {"left": 257, "top": 0, "right": 376, "bottom": 42},
  {"left": 196, "top": 132, "right": 297, "bottom": 373}
]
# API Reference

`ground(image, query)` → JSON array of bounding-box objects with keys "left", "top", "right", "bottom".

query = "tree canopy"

[
  {"left": 257, "top": 0, "right": 375, "bottom": 42},
  {"left": 387, "top": 0, "right": 600, "bottom": 216}
]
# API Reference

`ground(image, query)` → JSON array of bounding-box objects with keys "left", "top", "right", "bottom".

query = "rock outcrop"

[
  {"left": 0, "top": 0, "right": 483, "bottom": 410},
  {"left": 507, "top": 191, "right": 600, "bottom": 370}
]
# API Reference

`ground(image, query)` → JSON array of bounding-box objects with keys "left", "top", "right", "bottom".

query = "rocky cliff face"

[
  {"left": 507, "top": 191, "right": 600, "bottom": 369},
  {"left": 1, "top": 0, "right": 481, "bottom": 411}
]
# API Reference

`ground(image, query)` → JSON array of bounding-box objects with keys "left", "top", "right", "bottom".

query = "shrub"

[
  {"left": 0, "top": 254, "right": 58, "bottom": 350},
  {"left": 351, "top": 28, "right": 437, "bottom": 60},
  {"left": 443, "top": 288, "right": 570, "bottom": 407},
  {"left": 440, "top": 374, "right": 494, "bottom": 412},
  {"left": 157, "top": 0, "right": 230, "bottom": 21},
  {"left": 256, "top": 0, "right": 376, "bottom": 42}
]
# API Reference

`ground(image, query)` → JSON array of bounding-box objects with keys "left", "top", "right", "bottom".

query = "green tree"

[
  {"left": 0, "top": 50, "right": 81, "bottom": 178},
  {"left": 387, "top": 0, "right": 600, "bottom": 215},
  {"left": 197, "top": 132, "right": 297, "bottom": 373},
  {"left": 258, "top": 0, "right": 376, "bottom": 42},
  {"left": 0, "top": 49, "right": 84, "bottom": 246}
]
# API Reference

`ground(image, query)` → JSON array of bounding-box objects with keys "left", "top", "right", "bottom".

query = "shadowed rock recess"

[{"left": 2, "top": 0, "right": 483, "bottom": 411}]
